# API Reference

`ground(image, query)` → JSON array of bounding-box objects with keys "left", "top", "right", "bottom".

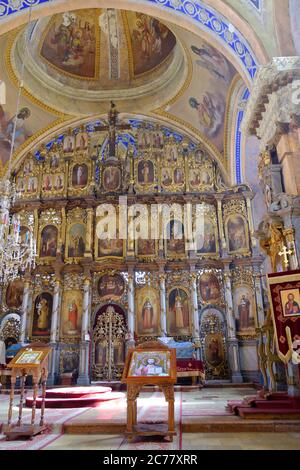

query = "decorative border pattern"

[
  {"left": 249, "top": 0, "right": 261, "bottom": 11},
  {"left": 0, "top": 0, "right": 258, "bottom": 80},
  {"left": 235, "top": 88, "right": 250, "bottom": 184}
]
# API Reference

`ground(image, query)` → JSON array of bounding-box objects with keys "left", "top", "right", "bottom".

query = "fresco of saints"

[
  {"left": 54, "top": 175, "right": 64, "bottom": 190},
  {"left": 37, "top": 297, "right": 49, "bottom": 330},
  {"left": 40, "top": 226, "right": 58, "bottom": 257},
  {"left": 74, "top": 165, "right": 87, "bottom": 187},
  {"left": 206, "top": 336, "right": 223, "bottom": 367},
  {"left": 68, "top": 300, "right": 78, "bottom": 332},
  {"left": 284, "top": 293, "right": 300, "bottom": 316},
  {"left": 162, "top": 168, "right": 172, "bottom": 186},
  {"left": 103, "top": 166, "right": 120, "bottom": 191},
  {"left": 168, "top": 288, "right": 189, "bottom": 334},
  {"left": 131, "top": 13, "right": 176, "bottom": 75},
  {"left": 43, "top": 175, "right": 52, "bottom": 191},
  {"left": 191, "top": 44, "right": 233, "bottom": 84},
  {"left": 98, "top": 274, "right": 125, "bottom": 298},
  {"left": 63, "top": 135, "right": 74, "bottom": 152},
  {"left": 174, "top": 168, "right": 184, "bottom": 185},
  {"left": 174, "top": 294, "right": 184, "bottom": 329},
  {"left": 139, "top": 161, "right": 151, "bottom": 184},
  {"left": 76, "top": 132, "right": 88, "bottom": 150},
  {"left": 142, "top": 298, "right": 154, "bottom": 331},
  {"left": 189, "top": 92, "right": 225, "bottom": 138},
  {"left": 228, "top": 216, "right": 247, "bottom": 252},
  {"left": 238, "top": 294, "right": 251, "bottom": 330},
  {"left": 50, "top": 153, "right": 59, "bottom": 168},
  {"left": 27, "top": 177, "right": 37, "bottom": 193},
  {"left": 41, "top": 11, "right": 96, "bottom": 78},
  {"left": 0, "top": 106, "right": 31, "bottom": 165}
]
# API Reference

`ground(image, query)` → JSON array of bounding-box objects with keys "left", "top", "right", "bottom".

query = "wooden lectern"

[
  {"left": 122, "top": 340, "right": 177, "bottom": 442},
  {"left": 4, "top": 343, "right": 51, "bottom": 440}
]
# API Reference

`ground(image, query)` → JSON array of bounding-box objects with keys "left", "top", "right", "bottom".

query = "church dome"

[{"left": 10, "top": 8, "right": 186, "bottom": 115}]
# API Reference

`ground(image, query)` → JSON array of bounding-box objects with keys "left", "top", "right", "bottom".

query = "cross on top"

[
  {"left": 94, "top": 102, "right": 131, "bottom": 160},
  {"left": 278, "top": 245, "right": 294, "bottom": 267}
]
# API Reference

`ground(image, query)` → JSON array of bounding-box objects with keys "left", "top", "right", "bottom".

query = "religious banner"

[{"left": 267, "top": 270, "right": 300, "bottom": 363}]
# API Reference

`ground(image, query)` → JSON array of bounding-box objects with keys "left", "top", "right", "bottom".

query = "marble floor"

[
  {"left": 43, "top": 432, "right": 300, "bottom": 450},
  {"left": 0, "top": 387, "right": 299, "bottom": 450}
]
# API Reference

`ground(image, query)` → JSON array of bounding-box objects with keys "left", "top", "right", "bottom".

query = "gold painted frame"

[
  {"left": 134, "top": 156, "right": 158, "bottom": 193},
  {"left": 37, "top": 221, "right": 60, "bottom": 262},
  {"left": 101, "top": 165, "right": 122, "bottom": 193},
  {"left": 224, "top": 213, "right": 250, "bottom": 256},
  {"left": 30, "top": 290, "right": 53, "bottom": 340},
  {"left": 166, "top": 285, "right": 192, "bottom": 336},
  {"left": 135, "top": 285, "right": 161, "bottom": 337},
  {"left": 65, "top": 221, "right": 87, "bottom": 261}
]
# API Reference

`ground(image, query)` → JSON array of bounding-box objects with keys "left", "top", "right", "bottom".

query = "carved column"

[
  {"left": 77, "top": 276, "right": 92, "bottom": 385},
  {"left": 127, "top": 273, "right": 135, "bottom": 348},
  {"left": 283, "top": 228, "right": 299, "bottom": 270},
  {"left": 190, "top": 272, "right": 200, "bottom": 352},
  {"left": 85, "top": 207, "right": 94, "bottom": 258},
  {"left": 20, "top": 278, "right": 31, "bottom": 343},
  {"left": 223, "top": 267, "right": 243, "bottom": 383},
  {"left": 245, "top": 192, "right": 257, "bottom": 250},
  {"left": 48, "top": 277, "right": 62, "bottom": 386},
  {"left": 57, "top": 207, "right": 66, "bottom": 258},
  {"left": 253, "top": 266, "right": 265, "bottom": 328},
  {"left": 215, "top": 194, "right": 226, "bottom": 250},
  {"left": 159, "top": 274, "right": 167, "bottom": 336}
]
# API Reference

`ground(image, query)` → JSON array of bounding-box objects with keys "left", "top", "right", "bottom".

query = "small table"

[
  {"left": 122, "top": 341, "right": 177, "bottom": 442},
  {"left": 4, "top": 344, "right": 50, "bottom": 440},
  {"left": 176, "top": 359, "right": 205, "bottom": 384}
]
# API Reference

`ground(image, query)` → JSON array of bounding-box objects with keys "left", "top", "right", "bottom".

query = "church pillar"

[
  {"left": 48, "top": 277, "right": 62, "bottom": 386},
  {"left": 20, "top": 278, "right": 31, "bottom": 343},
  {"left": 253, "top": 266, "right": 265, "bottom": 328},
  {"left": 127, "top": 273, "right": 135, "bottom": 348},
  {"left": 223, "top": 267, "right": 243, "bottom": 383},
  {"left": 84, "top": 207, "right": 94, "bottom": 258},
  {"left": 283, "top": 228, "right": 299, "bottom": 270},
  {"left": 190, "top": 272, "right": 200, "bottom": 354},
  {"left": 245, "top": 192, "right": 257, "bottom": 251},
  {"left": 159, "top": 274, "right": 167, "bottom": 336},
  {"left": 77, "top": 276, "right": 91, "bottom": 385},
  {"left": 215, "top": 195, "right": 226, "bottom": 250}
]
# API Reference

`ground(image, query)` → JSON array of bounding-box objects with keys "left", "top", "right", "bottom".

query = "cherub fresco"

[
  {"left": 189, "top": 92, "right": 225, "bottom": 138},
  {"left": 0, "top": 106, "right": 31, "bottom": 164}
]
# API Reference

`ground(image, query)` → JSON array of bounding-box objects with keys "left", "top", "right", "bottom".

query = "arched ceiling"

[
  {"left": 0, "top": 6, "right": 243, "bottom": 177},
  {"left": 1, "top": 0, "right": 296, "bottom": 181}
]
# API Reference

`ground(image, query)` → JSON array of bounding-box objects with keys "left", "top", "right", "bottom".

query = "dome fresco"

[
  {"left": 30, "top": 9, "right": 177, "bottom": 86},
  {"left": 0, "top": 7, "right": 241, "bottom": 173}
]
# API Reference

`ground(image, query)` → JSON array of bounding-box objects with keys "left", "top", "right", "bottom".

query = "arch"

[
  {"left": 13, "top": 112, "right": 231, "bottom": 185},
  {"left": 0, "top": 0, "right": 268, "bottom": 85},
  {"left": 92, "top": 301, "right": 127, "bottom": 327}
]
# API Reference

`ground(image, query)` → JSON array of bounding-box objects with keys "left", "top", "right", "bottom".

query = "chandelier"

[{"left": 0, "top": 5, "right": 36, "bottom": 283}]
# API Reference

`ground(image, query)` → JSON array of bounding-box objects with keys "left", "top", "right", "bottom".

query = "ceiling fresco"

[
  {"left": 40, "top": 9, "right": 100, "bottom": 79},
  {"left": 37, "top": 9, "right": 177, "bottom": 85},
  {"left": 0, "top": 7, "right": 242, "bottom": 174},
  {"left": 160, "top": 26, "right": 238, "bottom": 155}
]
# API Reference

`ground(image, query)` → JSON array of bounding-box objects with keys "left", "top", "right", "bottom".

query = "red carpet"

[
  {"left": 227, "top": 392, "right": 300, "bottom": 419},
  {"left": 25, "top": 386, "right": 125, "bottom": 409}
]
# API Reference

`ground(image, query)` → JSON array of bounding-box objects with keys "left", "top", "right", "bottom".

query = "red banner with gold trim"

[{"left": 267, "top": 270, "right": 300, "bottom": 363}]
